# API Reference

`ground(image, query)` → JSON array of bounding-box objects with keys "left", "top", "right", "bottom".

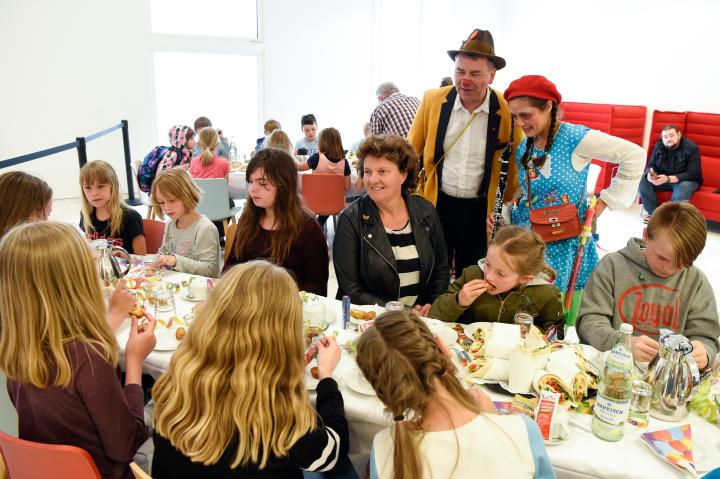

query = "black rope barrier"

[{"left": 1, "top": 120, "right": 141, "bottom": 206}]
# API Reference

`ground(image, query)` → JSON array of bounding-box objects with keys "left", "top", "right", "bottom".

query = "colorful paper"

[
  {"left": 493, "top": 401, "right": 514, "bottom": 414},
  {"left": 641, "top": 424, "right": 695, "bottom": 475}
]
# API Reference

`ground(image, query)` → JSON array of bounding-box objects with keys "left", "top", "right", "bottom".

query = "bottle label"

[
  {"left": 607, "top": 346, "right": 633, "bottom": 372},
  {"left": 594, "top": 393, "right": 630, "bottom": 425}
]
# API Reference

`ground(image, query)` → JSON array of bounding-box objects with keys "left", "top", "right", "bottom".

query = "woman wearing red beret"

[{"left": 502, "top": 75, "right": 645, "bottom": 324}]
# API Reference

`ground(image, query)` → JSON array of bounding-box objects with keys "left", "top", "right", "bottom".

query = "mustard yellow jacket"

[{"left": 407, "top": 86, "right": 522, "bottom": 233}]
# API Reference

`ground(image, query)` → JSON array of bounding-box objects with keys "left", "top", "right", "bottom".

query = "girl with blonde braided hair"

[{"left": 356, "top": 310, "right": 554, "bottom": 479}]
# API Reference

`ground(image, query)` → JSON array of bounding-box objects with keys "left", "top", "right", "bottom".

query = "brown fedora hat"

[{"left": 447, "top": 28, "right": 506, "bottom": 70}]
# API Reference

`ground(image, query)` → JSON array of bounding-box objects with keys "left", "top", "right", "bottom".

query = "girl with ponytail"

[
  {"left": 189, "top": 127, "right": 231, "bottom": 182},
  {"left": 356, "top": 310, "right": 554, "bottom": 479},
  {"left": 503, "top": 75, "right": 645, "bottom": 324},
  {"left": 430, "top": 225, "right": 564, "bottom": 336}
]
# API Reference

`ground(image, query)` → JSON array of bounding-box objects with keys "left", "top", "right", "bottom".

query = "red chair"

[
  {"left": 301, "top": 174, "right": 347, "bottom": 229},
  {"left": 142, "top": 219, "right": 165, "bottom": 254},
  {"left": 0, "top": 430, "right": 101, "bottom": 478}
]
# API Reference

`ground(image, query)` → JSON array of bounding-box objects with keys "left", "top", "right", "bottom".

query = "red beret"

[{"left": 504, "top": 75, "right": 562, "bottom": 104}]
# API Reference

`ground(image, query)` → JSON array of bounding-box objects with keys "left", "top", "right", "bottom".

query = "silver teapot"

[
  {"left": 90, "top": 239, "right": 131, "bottom": 288},
  {"left": 642, "top": 329, "right": 700, "bottom": 421}
]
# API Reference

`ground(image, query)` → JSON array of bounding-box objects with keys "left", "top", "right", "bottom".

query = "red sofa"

[
  {"left": 562, "top": 102, "right": 646, "bottom": 194},
  {"left": 648, "top": 110, "right": 720, "bottom": 222}
]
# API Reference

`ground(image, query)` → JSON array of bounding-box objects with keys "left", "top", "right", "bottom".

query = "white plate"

[
  {"left": 344, "top": 368, "right": 376, "bottom": 396},
  {"left": 181, "top": 292, "right": 207, "bottom": 302},
  {"left": 693, "top": 427, "right": 720, "bottom": 472},
  {"left": 115, "top": 320, "right": 181, "bottom": 351},
  {"left": 421, "top": 317, "right": 459, "bottom": 346},
  {"left": 349, "top": 305, "right": 385, "bottom": 325},
  {"left": 306, "top": 360, "right": 320, "bottom": 390}
]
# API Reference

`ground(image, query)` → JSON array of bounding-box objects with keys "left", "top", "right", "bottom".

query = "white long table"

[{"left": 117, "top": 271, "right": 720, "bottom": 479}]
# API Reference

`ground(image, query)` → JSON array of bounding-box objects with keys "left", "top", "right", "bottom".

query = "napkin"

[{"left": 641, "top": 424, "right": 695, "bottom": 476}]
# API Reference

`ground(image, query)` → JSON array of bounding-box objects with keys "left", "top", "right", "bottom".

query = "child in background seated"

[
  {"left": 577, "top": 202, "right": 719, "bottom": 370},
  {"left": 189, "top": 128, "right": 231, "bottom": 182},
  {"left": 0, "top": 171, "right": 52, "bottom": 238},
  {"left": 295, "top": 113, "right": 319, "bottom": 155},
  {"left": 80, "top": 160, "right": 146, "bottom": 254},
  {"left": 356, "top": 310, "right": 555, "bottom": 479},
  {"left": 151, "top": 168, "right": 221, "bottom": 278},
  {"left": 157, "top": 125, "right": 196, "bottom": 172},
  {"left": 151, "top": 260, "right": 350, "bottom": 478},
  {"left": 0, "top": 222, "right": 156, "bottom": 479},
  {"left": 266, "top": 129, "right": 294, "bottom": 157},
  {"left": 430, "top": 226, "right": 564, "bottom": 337},
  {"left": 193, "top": 116, "right": 230, "bottom": 159},
  {"left": 255, "top": 118, "right": 282, "bottom": 152}
]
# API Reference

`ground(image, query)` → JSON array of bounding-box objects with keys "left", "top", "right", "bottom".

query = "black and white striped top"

[{"left": 385, "top": 221, "right": 420, "bottom": 307}]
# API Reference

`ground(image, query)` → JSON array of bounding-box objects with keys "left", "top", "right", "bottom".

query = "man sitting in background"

[
  {"left": 368, "top": 82, "right": 420, "bottom": 137},
  {"left": 639, "top": 124, "right": 702, "bottom": 222},
  {"left": 255, "top": 119, "right": 281, "bottom": 152},
  {"left": 193, "top": 116, "right": 231, "bottom": 159},
  {"left": 295, "top": 113, "right": 318, "bottom": 155}
]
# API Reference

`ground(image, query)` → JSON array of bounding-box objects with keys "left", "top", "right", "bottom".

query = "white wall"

[
  {"left": 0, "top": 0, "right": 155, "bottom": 199},
  {"left": 2, "top": 0, "right": 719, "bottom": 199}
]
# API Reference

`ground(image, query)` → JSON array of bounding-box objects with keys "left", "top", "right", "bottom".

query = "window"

[
  {"left": 153, "top": 52, "right": 259, "bottom": 157},
  {"left": 150, "top": 0, "right": 257, "bottom": 38}
]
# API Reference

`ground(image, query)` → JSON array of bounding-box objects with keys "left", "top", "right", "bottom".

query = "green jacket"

[{"left": 429, "top": 262, "right": 564, "bottom": 336}]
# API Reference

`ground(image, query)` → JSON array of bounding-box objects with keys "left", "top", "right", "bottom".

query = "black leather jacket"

[{"left": 333, "top": 193, "right": 450, "bottom": 306}]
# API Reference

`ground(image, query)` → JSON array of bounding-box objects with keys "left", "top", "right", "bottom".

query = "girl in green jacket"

[{"left": 430, "top": 226, "right": 564, "bottom": 336}]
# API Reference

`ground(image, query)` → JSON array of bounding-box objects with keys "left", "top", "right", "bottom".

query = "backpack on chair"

[{"left": 137, "top": 145, "right": 181, "bottom": 192}]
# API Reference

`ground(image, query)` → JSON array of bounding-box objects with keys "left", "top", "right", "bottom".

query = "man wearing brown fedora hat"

[{"left": 408, "top": 28, "right": 521, "bottom": 278}]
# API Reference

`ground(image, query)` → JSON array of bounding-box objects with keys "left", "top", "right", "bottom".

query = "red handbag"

[{"left": 526, "top": 169, "right": 581, "bottom": 243}]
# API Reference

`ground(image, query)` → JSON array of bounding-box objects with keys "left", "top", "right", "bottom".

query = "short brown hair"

[
  {"left": 151, "top": 167, "right": 201, "bottom": 213},
  {"left": 263, "top": 119, "right": 281, "bottom": 133},
  {"left": 318, "top": 127, "right": 344, "bottom": 162},
  {"left": 357, "top": 135, "right": 419, "bottom": 191},
  {"left": 662, "top": 124, "right": 681, "bottom": 134},
  {"left": 647, "top": 202, "right": 706, "bottom": 268},
  {"left": 0, "top": 171, "right": 53, "bottom": 238}
]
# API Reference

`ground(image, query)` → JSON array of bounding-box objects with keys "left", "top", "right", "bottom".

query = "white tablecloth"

[{"left": 117, "top": 272, "right": 720, "bottom": 479}]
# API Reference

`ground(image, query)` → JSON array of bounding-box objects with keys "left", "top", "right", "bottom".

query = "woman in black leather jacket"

[{"left": 333, "top": 135, "right": 450, "bottom": 316}]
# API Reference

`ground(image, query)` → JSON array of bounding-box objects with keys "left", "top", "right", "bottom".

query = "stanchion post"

[
  {"left": 76, "top": 137, "right": 88, "bottom": 168},
  {"left": 122, "top": 120, "right": 142, "bottom": 206}
]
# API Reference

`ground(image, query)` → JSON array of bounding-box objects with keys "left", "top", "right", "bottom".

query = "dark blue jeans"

[{"left": 638, "top": 176, "right": 699, "bottom": 215}]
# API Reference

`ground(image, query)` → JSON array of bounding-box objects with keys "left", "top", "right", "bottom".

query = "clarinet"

[{"left": 490, "top": 139, "right": 513, "bottom": 240}]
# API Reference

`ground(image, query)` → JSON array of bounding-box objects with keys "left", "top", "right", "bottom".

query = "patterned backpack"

[{"left": 137, "top": 145, "right": 180, "bottom": 193}]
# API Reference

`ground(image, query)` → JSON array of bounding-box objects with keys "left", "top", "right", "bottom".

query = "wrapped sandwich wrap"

[{"left": 467, "top": 356, "right": 510, "bottom": 381}]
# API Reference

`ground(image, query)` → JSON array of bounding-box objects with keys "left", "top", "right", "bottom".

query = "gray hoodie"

[{"left": 577, "top": 238, "right": 719, "bottom": 364}]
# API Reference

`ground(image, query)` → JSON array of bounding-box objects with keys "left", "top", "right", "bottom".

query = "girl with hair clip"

[
  {"left": 357, "top": 310, "right": 555, "bottom": 479},
  {"left": 151, "top": 260, "right": 350, "bottom": 478},
  {"left": 430, "top": 225, "right": 564, "bottom": 336},
  {"left": 499, "top": 75, "right": 645, "bottom": 324},
  {"left": 157, "top": 125, "right": 196, "bottom": 172},
  {"left": 223, "top": 149, "right": 329, "bottom": 296},
  {"left": 0, "top": 222, "right": 157, "bottom": 479},
  {"left": 0, "top": 170, "right": 53, "bottom": 238},
  {"left": 80, "top": 160, "right": 147, "bottom": 254},
  {"left": 152, "top": 168, "right": 221, "bottom": 278}
]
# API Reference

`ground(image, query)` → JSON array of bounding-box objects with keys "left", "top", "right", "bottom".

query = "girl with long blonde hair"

[
  {"left": 151, "top": 260, "right": 348, "bottom": 478},
  {"left": 80, "top": 159, "right": 147, "bottom": 254},
  {"left": 430, "top": 225, "right": 564, "bottom": 336},
  {"left": 357, "top": 310, "right": 554, "bottom": 479},
  {"left": 0, "top": 170, "right": 52, "bottom": 238},
  {"left": 0, "top": 221, "right": 157, "bottom": 479}
]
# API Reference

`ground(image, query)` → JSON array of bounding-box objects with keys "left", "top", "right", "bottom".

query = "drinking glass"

[
  {"left": 385, "top": 301, "right": 404, "bottom": 312},
  {"left": 514, "top": 311, "right": 534, "bottom": 338},
  {"left": 142, "top": 254, "right": 161, "bottom": 282},
  {"left": 627, "top": 379, "right": 653, "bottom": 431},
  {"left": 153, "top": 288, "right": 177, "bottom": 315}
]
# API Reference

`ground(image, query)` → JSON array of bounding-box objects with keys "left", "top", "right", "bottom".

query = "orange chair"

[
  {"left": 0, "top": 430, "right": 101, "bottom": 478},
  {"left": 142, "top": 219, "right": 166, "bottom": 254},
  {"left": 301, "top": 174, "right": 346, "bottom": 229}
]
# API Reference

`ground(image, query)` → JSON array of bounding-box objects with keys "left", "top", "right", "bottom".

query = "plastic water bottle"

[{"left": 592, "top": 323, "right": 634, "bottom": 441}]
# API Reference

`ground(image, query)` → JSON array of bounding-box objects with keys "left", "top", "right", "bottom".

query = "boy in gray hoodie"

[{"left": 577, "top": 202, "right": 719, "bottom": 370}]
